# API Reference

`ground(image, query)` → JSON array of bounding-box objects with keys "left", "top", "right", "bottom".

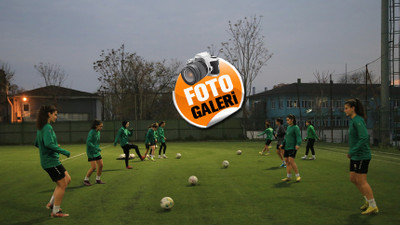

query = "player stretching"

[
  {"left": 344, "top": 98, "right": 378, "bottom": 215},
  {"left": 35, "top": 105, "right": 71, "bottom": 218},
  {"left": 114, "top": 121, "right": 145, "bottom": 169}
]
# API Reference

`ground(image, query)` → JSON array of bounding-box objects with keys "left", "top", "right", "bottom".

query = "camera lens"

[{"left": 181, "top": 61, "right": 208, "bottom": 85}]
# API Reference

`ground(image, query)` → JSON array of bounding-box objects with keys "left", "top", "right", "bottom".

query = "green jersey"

[
  {"left": 157, "top": 126, "right": 166, "bottom": 143},
  {"left": 306, "top": 125, "right": 318, "bottom": 140},
  {"left": 34, "top": 123, "right": 70, "bottom": 169},
  {"left": 145, "top": 128, "right": 156, "bottom": 145},
  {"left": 257, "top": 128, "right": 274, "bottom": 141},
  {"left": 282, "top": 125, "right": 301, "bottom": 150},
  {"left": 348, "top": 115, "right": 371, "bottom": 160},
  {"left": 114, "top": 126, "right": 132, "bottom": 147},
  {"left": 86, "top": 129, "right": 101, "bottom": 159}
]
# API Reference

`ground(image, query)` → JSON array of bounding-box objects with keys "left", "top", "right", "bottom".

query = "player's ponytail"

[
  {"left": 287, "top": 114, "right": 296, "bottom": 125},
  {"left": 345, "top": 98, "right": 366, "bottom": 121},
  {"left": 36, "top": 105, "right": 57, "bottom": 130},
  {"left": 91, "top": 120, "right": 103, "bottom": 130}
]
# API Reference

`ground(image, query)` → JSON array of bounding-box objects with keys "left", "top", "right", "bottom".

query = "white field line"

[
  {"left": 319, "top": 148, "right": 400, "bottom": 165},
  {"left": 61, "top": 144, "right": 111, "bottom": 162}
]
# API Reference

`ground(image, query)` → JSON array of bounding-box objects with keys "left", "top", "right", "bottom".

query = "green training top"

[
  {"left": 281, "top": 125, "right": 301, "bottom": 150},
  {"left": 257, "top": 128, "right": 274, "bottom": 141},
  {"left": 157, "top": 126, "right": 166, "bottom": 143},
  {"left": 34, "top": 123, "right": 70, "bottom": 169},
  {"left": 145, "top": 128, "right": 156, "bottom": 145},
  {"left": 348, "top": 115, "right": 371, "bottom": 160},
  {"left": 114, "top": 126, "right": 132, "bottom": 147},
  {"left": 86, "top": 129, "right": 101, "bottom": 159},
  {"left": 306, "top": 125, "right": 318, "bottom": 140}
]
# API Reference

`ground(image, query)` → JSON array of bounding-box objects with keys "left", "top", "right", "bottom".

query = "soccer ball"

[
  {"left": 117, "top": 154, "right": 125, "bottom": 159},
  {"left": 176, "top": 153, "right": 182, "bottom": 159},
  {"left": 222, "top": 160, "right": 229, "bottom": 168},
  {"left": 188, "top": 175, "right": 198, "bottom": 185},
  {"left": 160, "top": 197, "right": 174, "bottom": 209},
  {"left": 129, "top": 153, "right": 135, "bottom": 159},
  {"left": 236, "top": 150, "right": 242, "bottom": 155}
]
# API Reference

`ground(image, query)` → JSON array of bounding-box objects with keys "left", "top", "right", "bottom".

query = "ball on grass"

[
  {"left": 188, "top": 175, "right": 198, "bottom": 185},
  {"left": 236, "top": 150, "right": 242, "bottom": 155},
  {"left": 176, "top": 153, "right": 182, "bottom": 159},
  {"left": 160, "top": 197, "right": 174, "bottom": 210},
  {"left": 129, "top": 153, "right": 135, "bottom": 159},
  {"left": 222, "top": 160, "right": 229, "bottom": 168}
]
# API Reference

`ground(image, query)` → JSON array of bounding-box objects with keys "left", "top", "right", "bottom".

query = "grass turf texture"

[{"left": 0, "top": 141, "right": 399, "bottom": 225}]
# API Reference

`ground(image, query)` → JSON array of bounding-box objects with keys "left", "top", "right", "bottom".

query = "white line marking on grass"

[
  {"left": 61, "top": 144, "right": 112, "bottom": 162},
  {"left": 319, "top": 148, "right": 400, "bottom": 165},
  {"left": 61, "top": 152, "right": 85, "bottom": 162}
]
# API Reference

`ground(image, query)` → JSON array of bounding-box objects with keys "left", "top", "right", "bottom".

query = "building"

[
  {"left": 8, "top": 85, "right": 102, "bottom": 123},
  {"left": 248, "top": 80, "right": 400, "bottom": 143}
]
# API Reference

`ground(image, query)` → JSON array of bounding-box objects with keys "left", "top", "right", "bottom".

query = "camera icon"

[{"left": 181, "top": 52, "right": 220, "bottom": 85}]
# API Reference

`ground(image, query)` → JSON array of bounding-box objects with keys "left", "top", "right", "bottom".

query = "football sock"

[
  {"left": 84, "top": 177, "right": 89, "bottom": 181},
  {"left": 53, "top": 205, "right": 60, "bottom": 214},
  {"left": 287, "top": 174, "right": 292, "bottom": 178},
  {"left": 96, "top": 175, "right": 101, "bottom": 180},
  {"left": 295, "top": 173, "right": 300, "bottom": 177},
  {"left": 49, "top": 195, "right": 54, "bottom": 205},
  {"left": 367, "top": 198, "right": 377, "bottom": 208}
]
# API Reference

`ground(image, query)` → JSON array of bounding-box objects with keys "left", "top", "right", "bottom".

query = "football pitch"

[{"left": 0, "top": 141, "right": 399, "bottom": 225}]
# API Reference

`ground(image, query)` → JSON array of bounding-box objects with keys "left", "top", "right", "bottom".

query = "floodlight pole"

[{"left": 381, "top": 0, "right": 390, "bottom": 147}]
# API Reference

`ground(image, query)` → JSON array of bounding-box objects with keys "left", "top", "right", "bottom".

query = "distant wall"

[{"left": 0, "top": 118, "right": 245, "bottom": 145}]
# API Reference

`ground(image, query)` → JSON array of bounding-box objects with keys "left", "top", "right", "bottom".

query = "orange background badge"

[{"left": 173, "top": 58, "right": 244, "bottom": 128}]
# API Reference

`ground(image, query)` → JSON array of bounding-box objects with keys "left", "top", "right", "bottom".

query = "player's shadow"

[
  {"left": 273, "top": 182, "right": 293, "bottom": 188},
  {"left": 266, "top": 166, "right": 280, "bottom": 170},
  {"left": 8, "top": 217, "right": 48, "bottom": 225},
  {"left": 347, "top": 213, "right": 373, "bottom": 225}
]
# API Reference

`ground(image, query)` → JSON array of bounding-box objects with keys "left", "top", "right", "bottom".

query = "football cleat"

[
  {"left": 361, "top": 206, "right": 379, "bottom": 215},
  {"left": 51, "top": 211, "right": 69, "bottom": 218}
]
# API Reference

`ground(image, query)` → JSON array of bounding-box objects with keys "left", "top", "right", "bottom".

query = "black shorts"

[
  {"left": 350, "top": 159, "right": 370, "bottom": 174},
  {"left": 145, "top": 143, "right": 155, "bottom": 149},
  {"left": 88, "top": 155, "right": 102, "bottom": 162},
  {"left": 265, "top": 139, "right": 272, "bottom": 145},
  {"left": 44, "top": 164, "right": 66, "bottom": 182},
  {"left": 284, "top": 149, "right": 297, "bottom": 158}
]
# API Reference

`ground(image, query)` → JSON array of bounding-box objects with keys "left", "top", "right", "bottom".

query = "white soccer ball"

[
  {"left": 188, "top": 175, "right": 198, "bottom": 185},
  {"left": 236, "top": 150, "right": 242, "bottom": 155},
  {"left": 176, "top": 153, "right": 182, "bottom": 159},
  {"left": 222, "top": 160, "right": 229, "bottom": 168},
  {"left": 160, "top": 197, "right": 174, "bottom": 209},
  {"left": 129, "top": 153, "right": 135, "bottom": 159},
  {"left": 118, "top": 154, "right": 125, "bottom": 159}
]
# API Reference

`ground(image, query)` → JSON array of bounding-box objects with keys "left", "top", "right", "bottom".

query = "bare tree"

[
  {"left": 34, "top": 62, "right": 68, "bottom": 87},
  {"left": 94, "top": 44, "right": 180, "bottom": 120},
  {"left": 336, "top": 71, "right": 379, "bottom": 84},
  {"left": 221, "top": 15, "right": 272, "bottom": 117},
  {"left": 313, "top": 70, "right": 332, "bottom": 84}
]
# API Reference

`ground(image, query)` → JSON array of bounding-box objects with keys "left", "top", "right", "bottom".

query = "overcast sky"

[{"left": 0, "top": 0, "right": 381, "bottom": 94}]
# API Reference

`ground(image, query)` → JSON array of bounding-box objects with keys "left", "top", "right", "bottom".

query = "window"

[
  {"left": 287, "top": 100, "right": 298, "bottom": 108},
  {"left": 23, "top": 104, "right": 29, "bottom": 112},
  {"left": 302, "top": 100, "right": 314, "bottom": 109},
  {"left": 271, "top": 100, "right": 276, "bottom": 109},
  {"left": 279, "top": 100, "right": 283, "bottom": 109}
]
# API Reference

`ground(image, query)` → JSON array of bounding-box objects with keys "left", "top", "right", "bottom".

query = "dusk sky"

[{"left": 0, "top": 0, "right": 381, "bottom": 94}]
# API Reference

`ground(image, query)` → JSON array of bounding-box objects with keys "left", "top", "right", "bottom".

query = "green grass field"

[{"left": 0, "top": 141, "right": 399, "bottom": 225}]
